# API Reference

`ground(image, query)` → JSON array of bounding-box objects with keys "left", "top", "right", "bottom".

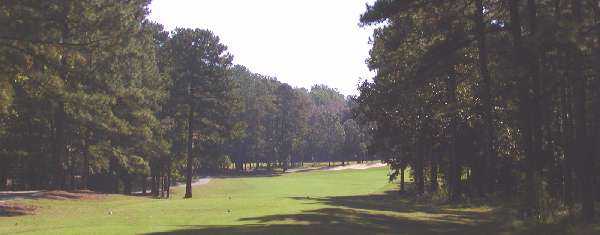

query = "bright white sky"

[{"left": 148, "top": 0, "right": 375, "bottom": 96}]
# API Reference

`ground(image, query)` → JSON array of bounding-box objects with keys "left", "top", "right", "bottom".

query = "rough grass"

[{"left": 0, "top": 167, "right": 598, "bottom": 235}]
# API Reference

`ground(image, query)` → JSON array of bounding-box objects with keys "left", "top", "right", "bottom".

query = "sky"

[{"left": 148, "top": 0, "right": 376, "bottom": 96}]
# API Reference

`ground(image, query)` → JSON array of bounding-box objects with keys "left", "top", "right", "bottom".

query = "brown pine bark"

[
  {"left": 166, "top": 171, "right": 171, "bottom": 199},
  {"left": 415, "top": 142, "right": 425, "bottom": 195},
  {"left": 447, "top": 68, "right": 460, "bottom": 202},
  {"left": 185, "top": 80, "right": 194, "bottom": 198},
  {"left": 571, "top": 0, "right": 594, "bottom": 221},
  {"left": 400, "top": 166, "right": 406, "bottom": 193},
  {"left": 430, "top": 147, "right": 438, "bottom": 193},
  {"left": 561, "top": 86, "right": 574, "bottom": 206},
  {"left": 474, "top": 0, "right": 496, "bottom": 195}
]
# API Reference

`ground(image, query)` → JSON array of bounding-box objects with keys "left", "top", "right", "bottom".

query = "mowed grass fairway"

[{"left": 1, "top": 167, "right": 594, "bottom": 235}]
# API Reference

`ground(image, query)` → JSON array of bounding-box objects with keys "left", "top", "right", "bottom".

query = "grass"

[{"left": 1, "top": 167, "right": 599, "bottom": 235}]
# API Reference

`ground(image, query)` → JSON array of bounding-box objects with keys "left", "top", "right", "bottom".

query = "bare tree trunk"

[
  {"left": 109, "top": 157, "right": 119, "bottom": 193},
  {"left": 123, "top": 173, "right": 132, "bottom": 195},
  {"left": 185, "top": 101, "right": 194, "bottom": 198},
  {"left": 572, "top": 0, "right": 594, "bottom": 222},
  {"left": 400, "top": 166, "right": 406, "bottom": 193},
  {"left": 0, "top": 170, "right": 7, "bottom": 191},
  {"left": 430, "top": 149, "right": 438, "bottom": 193},
  {"left": 447, "top": 68, "right": 460, "bottom": 202},
  {"left": 527, "top": 0, "right": 545, "bottom": 217},
  {"left": 150, "top": 175, "right": 156, "bottom": 196},
  {"left": 475, "top": 0, "right": 497, "bottom": 195},
  {"left": 508, "top": 0, "right": 539, "bottom": 216},
  {"left": 54, "top": 2, "right": 72, "bottom": 191},
  {"left": 82, "top": 141, "right": 90, "bottom": 190},
  {"left": 53, "top": 104, "right": 67, "bottom": 190},
  {"left": 166, "top": 171, "right": 171, "bottom": 199},
  {"left": 561, "top": 86, "right": 574, "bottom": 206},
  {"left": 142, "top": 176, "right": 147, "bottom": 195},
  {"left": 415, "top": 132, "right": 425, "bottom": 195},
  {"left": 592, "top": 0, "right": 600, "bottom": 208},
  {"left": 68, "top": 150, "right": 75, "bottom": 189},
  {"left": 161, "top": 175, "right": 166, "bottom": 198}
]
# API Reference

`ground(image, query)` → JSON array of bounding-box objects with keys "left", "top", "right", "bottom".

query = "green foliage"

[{"left": 357, "top": 0, "right": 600, "bottom": 221}]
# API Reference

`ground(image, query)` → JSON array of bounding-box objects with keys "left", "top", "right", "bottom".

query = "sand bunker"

[{"left": 328, "top": 162, "right": 387, "bottom": 171}]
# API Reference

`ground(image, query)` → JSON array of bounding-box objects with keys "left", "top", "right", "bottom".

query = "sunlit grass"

[{"left": 0, "top": 166, "right": 597, "bottom": 235}]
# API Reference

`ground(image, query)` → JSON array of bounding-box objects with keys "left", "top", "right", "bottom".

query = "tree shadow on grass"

[
  {"left": 142, "top": 207, "right": 503, "bottom": 235},
  {"left": 143, "top": 208, "right": 494, "bottom": 235},
  {"left": 0, "top": 202, "right": 37, "bottom": 217},
  {"left": 141, "top": 188, "right": 600, "bottom": 235},
  {"left": 289, "top": 190, "right": 483, "bottom": 215},
  {"left": 142, "top": 191, "right": 517, "bottom": 235}
]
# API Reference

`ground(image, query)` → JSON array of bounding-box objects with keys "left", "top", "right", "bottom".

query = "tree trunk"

[
  {"left": 166, "top": 171, "right": 171, "bottom": 199},
  {"left": 400, "top": 166, "right": 405, "bottom": 193},
  {"left": 592, "top": 0, "right": 600, "bottom": 208},
  {"left": 53, "top": 104, "right": 67, "bottom": 190},
  {"left": 68, "top": 150, "right": 75, "bottom": 189},
  {"left": 447, "top": 68, "right": 460, "bottom": 201},
  {"left": 151, "top": 175, "right": 156, "bottom": 196},
  {"left": 571, "top": 0, "right": 594, "bottom": 222},
  {"left": 509, "top": 0, "right": 540, "bottom": 215},
  {"left": 236, "top": 161, "right": 243, "bottom": 172},
  {"left": 53, "top": 3, "right": 72, "bottom": 191},
  {"left": 561, "top": 86, "right": 574, "bottom": 206},
  {"left": 185, "top": 101, "right": 194, "bottom": 198},
  {"left": 527, "top": 0, "right": 545, "bottom": 217},
  {"left": 415, "top": 136, "right": 425, "bottom": 195},
  {"left": 82, "top": 142, "right": 90, "bottom": 190},
  {"left": 109, "top": 157, "right": 119, "bottom": 193},
  {"left": 430, "top": 150, "right": 438, "bottom": 193},
  {"left": 573, "top": 51, "right": 593, "bottom": 221},
  {"left": 475, "top": 0, "right": 497, "bottom": 195},
  {"left": 161, "top": 175, "right": 166, "bottom": 198},
  {"left": 0, "top": 171, "right": 7, "bottom": 191},
  {"left": 142, "top": 176, "right": 147, "bottom": 195},
  {"left": 151, "top": 166, "right": 159, "bottom": 197},
  {"left": 123, "top": 173, "right": 132, "bottom": 195},
  {"left": 154, "top": 167, "right": 161, "bottom": 197}
]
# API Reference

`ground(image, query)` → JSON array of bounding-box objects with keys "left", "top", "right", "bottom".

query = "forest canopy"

[
  {"left": 0, "top": 1, "right": 371, "bottom": 198},
  {"left": 355, "top": 0, "right": 600, "bottom": 222}
]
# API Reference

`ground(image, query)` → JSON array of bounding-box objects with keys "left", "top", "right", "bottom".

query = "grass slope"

[{"left": 1, "top": 167, "right": 598, "bottom": 235}]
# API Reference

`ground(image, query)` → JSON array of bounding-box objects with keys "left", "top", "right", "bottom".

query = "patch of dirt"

[
  {"left": 0, "top": 202, "right": 37, "bottom": 216},
  {"left": 32, "top": 190, "right": 104, "bottom": 200}
]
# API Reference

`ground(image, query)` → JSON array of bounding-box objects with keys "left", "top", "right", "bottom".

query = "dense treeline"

[
  {"left": 227, "top": 66, "right": 372, "bottom": 172},
  {"left": 0, "top": 1, "right": 371, "bottom": 198},
  {"left": 355, "top": 0, "right": 600, "bottom": 221}
]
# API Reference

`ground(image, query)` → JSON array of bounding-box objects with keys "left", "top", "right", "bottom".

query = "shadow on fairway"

[
  {"left": 0, "top": 203, "right": 37, "bottom": 217},
  {"left": 142, "top": 191, "right": 516, "bottom": 235},
  {"left": 142, "top": 209, "right": 489, "bottom": 235}
]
